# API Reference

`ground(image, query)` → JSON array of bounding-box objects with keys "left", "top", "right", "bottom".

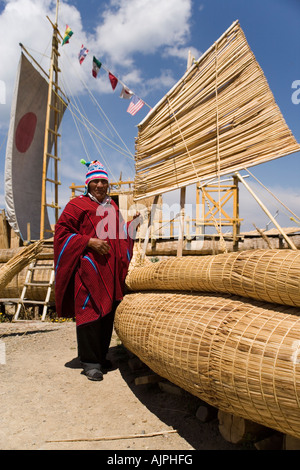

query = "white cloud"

[
  {"left": 0, "top": 0, "right": 196, "bottom": 129},
  {"left": 0, "top": 0, "right": 87, "bottom": 128},
  {"left": 163, "top": 45, "right": 201, "bottom": 62},
  {"left": 94, "top": 0, "right": 193, "bottom": 66},
  {"left": 239, "top": 181, "right": 300, "bottom": 232}
]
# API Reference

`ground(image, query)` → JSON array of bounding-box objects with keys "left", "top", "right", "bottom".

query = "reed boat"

[
  {"left": 114, "top": 20, "right": 300, "bottom": 443},
  {"left": 1, "top": 3, "right": 300, "bottom": 445}
]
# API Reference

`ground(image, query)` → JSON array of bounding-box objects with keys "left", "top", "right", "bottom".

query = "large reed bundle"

[
  {"left": 0, "top": 241, "right": 44, "bottom": 291},
  {"left": 126, "top": 249, "right": 300, "bottom": 307},
  {"left": 0, "top": 248, "right": 24, "bottom": 263},
  {"left": 134, "top": 21, "right": 300, "bottom": 200},
  {"left": 0, "top": 246, "right": 53, "bottom": 263},
  {"left": 0, "top": 260, "right": 55, "bottom": 301},
  {"left": 115, "top": 292, "right": 300, "bottom": 438}
]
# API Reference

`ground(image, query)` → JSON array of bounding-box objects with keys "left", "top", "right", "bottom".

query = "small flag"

[
  {"left": 78, "top": 45, "right": 89, "bottom": 64},
  {"left": 62, "top": 25, "right": 73, "bottom": 45},
  {"left": 92, "top": 56, "right": 102, "bottom": 78},
  {"left": 120, "top": 86, "right": 133, "bottom": 99},
  {"left": 127, "top": 95, "right": 144, "bottom": 115},
  {"left": 108, "top": 72, "right": 118, "bottom": 90}
]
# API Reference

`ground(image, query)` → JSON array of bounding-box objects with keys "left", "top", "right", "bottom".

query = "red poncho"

[{"left": 54, "top": 195, "right": 134, "bottom": 326}]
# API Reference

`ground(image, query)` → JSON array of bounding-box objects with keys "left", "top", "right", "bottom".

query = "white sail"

[{"left": 5, "top": 53, "right": 65, "bottom": 240}]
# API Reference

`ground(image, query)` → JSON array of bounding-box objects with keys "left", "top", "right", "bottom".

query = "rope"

[
  {"left": 166, "top": 90, "right": 227, "bottom": 251},
  {"left": 244, "top": 167, "right": 300, "bottom": 223},
  {"left": 58, "top": 46, "right": 135, "bottom": 182},
  {"left": 59, "top": 72, "right": 133, "bottom": 159},
  {"left": 166, "top": 96, "right": 201, "bottom": 184},
  {"left": 214, "top": 42, "right": 227, "bottom": 253}
]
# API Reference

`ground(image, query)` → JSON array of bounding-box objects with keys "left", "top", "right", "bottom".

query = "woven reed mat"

[
  {"left": 115, "top": 291, "right": 300, "bottom": 439},
  {"left": 125, "top": 249, "right": 300, "bottom": 307},
  {"left": 0, "top": 259, "right": 55, "bottom": 301},
  {"left": 0, "top": 240, "right": 44, "bottom": 290}
]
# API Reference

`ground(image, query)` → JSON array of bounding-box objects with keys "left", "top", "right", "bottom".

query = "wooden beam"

[
  {"left": 177, "top": 186, "right": 186, "bottom": 256},
  {"left": 141, "top": 195, "right": 159, "bottom": 261}
]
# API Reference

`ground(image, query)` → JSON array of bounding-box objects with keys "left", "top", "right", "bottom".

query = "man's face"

[{"left": 88, "top": 179, "right": 109, "bottom": 202}]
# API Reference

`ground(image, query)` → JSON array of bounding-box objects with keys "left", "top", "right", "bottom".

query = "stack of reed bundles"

[
  {"left": 114, "top": 291, "right": 300, "bottom": 439},
  {"left": 126, "top": 249, "right": 300, "bottom": 307}
]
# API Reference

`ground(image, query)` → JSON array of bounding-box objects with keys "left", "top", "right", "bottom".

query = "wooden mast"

[
  {"left": 176, "top": 51, "right": 193, "bottom": 257},
  {"left": 40, "top": 0, "right": 61, "bottom": 240}
]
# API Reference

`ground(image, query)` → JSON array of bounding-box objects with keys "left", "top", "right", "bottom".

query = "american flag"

[{"left": 127, "top": 95, "right": 144, "bottom": 115}]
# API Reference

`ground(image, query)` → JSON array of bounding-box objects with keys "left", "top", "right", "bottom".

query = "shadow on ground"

[{"left": 104, "top": 343, "right": 254, "bottom": 451}]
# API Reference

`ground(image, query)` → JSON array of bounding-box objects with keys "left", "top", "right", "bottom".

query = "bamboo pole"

[
  {"left": 235, "top": 172, "right": 297, "bottom": 250},
  {"left": 177, "top": 186, "right": 186, "bottom": 256},
  {"left": 46, "top": 429, "right": 178, "bottom": 443},
  {"left": 40, "top": 0, "right": 60, "bottom": 240},
  {"left": 141, "top": 195, "right": 159, "bottom": 261}
]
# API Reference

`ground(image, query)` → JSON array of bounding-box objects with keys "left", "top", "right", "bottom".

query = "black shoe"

[{"left": 84, "top": 368, "right": 103, "bottom": 381}]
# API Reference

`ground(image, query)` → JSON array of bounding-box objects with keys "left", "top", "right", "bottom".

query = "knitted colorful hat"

[{"left": 81, "top": 159, "right": 109, "bottom": 195}]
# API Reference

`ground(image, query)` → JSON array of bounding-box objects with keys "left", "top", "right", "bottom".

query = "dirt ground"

[{"left": 0, "top": 319, "right": 251, "bottom": 451}]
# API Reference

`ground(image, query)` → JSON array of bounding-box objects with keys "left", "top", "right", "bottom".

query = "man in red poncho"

[{"left": 54, "top": 160, "right": 139, "bottom": 381}]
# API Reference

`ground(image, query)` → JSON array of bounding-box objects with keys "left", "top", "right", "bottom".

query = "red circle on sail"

[{"left": 15, "top": 112, "right": 37, "bottom": 153}]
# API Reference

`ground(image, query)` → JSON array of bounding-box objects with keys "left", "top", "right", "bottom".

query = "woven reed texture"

[
  {"left": 0, "top": 241, "right": 44, "bottom": 291},
  {"left": 0, "top": 246, "right": 53, "bottom": 263},
  {"left": 126, "top": 249, "right": 300, "bottom": 307},
  {"left": 134, "top": 22, "right": 300, "bottom": 200},
  {"left": 0, "top": 260, "right": 55, "bottom": 301},
  {"left": 115, "top": 292, "right": 300, "bottom": 438},
  {"left": 0, "top": 248, "right": 23, "bottom": 263}
]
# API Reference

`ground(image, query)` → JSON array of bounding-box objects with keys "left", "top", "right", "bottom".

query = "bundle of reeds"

[
  {"left": 114, "top": 291, "right": 300, "bottom": 438},
  {"left": 0, "top": 259, "right": 55, "bottom": 301},
  {"left": 126, "top": 249, "right": 300, "bottom": 307},
  {"left": 0, "top": 245, "right": 53, "bottom": 263},
  {"left": 0, "top": 240, "right": 44, "bottom": 291},
  {"left": 0, "top": 248, "right": 24, "bottom": 263}
]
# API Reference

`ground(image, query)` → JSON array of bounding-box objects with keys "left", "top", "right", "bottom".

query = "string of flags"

[{"left": 62, "top": 25, "right": 149, "bottom": 116}]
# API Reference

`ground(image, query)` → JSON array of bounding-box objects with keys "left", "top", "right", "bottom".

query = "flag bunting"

[
  {"left": 78, "top": 45, "right": 89, "bottom": 64},
  {"left": 127, "top": 95, "right": 145, "bottom": 115},
  {"left": 60, "top": 24, "right": 150, "bottom": 115},
  {"left": 62, "top": 25, "right": 73, "bottom": 45},
  {"left": 108, "top": 72, "right": 118, "bottom": 90},
  {"left": 120, "top": 86, "right": 134, "bottom": 99},
  {"left": 92, "top": 56, "right": 102, "bottom": 78}
]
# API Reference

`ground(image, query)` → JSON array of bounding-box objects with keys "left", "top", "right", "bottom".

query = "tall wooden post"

[
  {"left": 177, "top": 186, "right": 186, "bottom": 256},
  {"left": 232, "top": 175, "right": 240, "bottom": 251},
  {"left": 177, "top": 51, "right": 194, "bottom": 257},
  {"left": 40, "top": 0, "right": 61, "bottom": 240}
]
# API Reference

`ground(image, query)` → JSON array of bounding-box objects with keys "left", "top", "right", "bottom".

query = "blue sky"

[{"left": 0, "top": 0, "right": 299, "bottom": 233}]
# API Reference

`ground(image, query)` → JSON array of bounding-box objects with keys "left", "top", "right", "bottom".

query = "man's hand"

[{"left": 87, "top": 238, "right": 110, "bottom": 255}]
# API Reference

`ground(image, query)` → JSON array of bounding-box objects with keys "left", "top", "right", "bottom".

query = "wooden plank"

[
  {"left": 218, "top": 410, "right": 271, "bottom": 445},
  {"left": 134, "top": 374, "right": 162, "bottom": 385},
  {"left": 0, "top": 210, "right": 9, "bottom": 249},
  {"left": 283, "top": 434, "right": 300, "bottom": 450}
]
